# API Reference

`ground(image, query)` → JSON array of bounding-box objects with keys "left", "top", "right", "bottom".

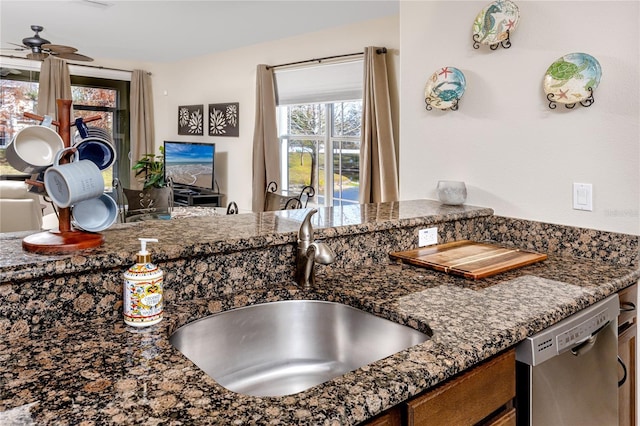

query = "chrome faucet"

[{"left": 295, "top": 209, "right": 335, "bottom": 290}]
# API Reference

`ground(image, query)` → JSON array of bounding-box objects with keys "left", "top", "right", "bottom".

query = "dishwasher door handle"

[{"left": 570, "top": 320, "right": 611, "bottom": 357}]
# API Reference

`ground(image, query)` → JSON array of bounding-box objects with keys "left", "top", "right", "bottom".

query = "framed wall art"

[
  {"left": 178, "top": 105, "right": 204, "bottom": 135},
  {"left": 208, "top": 102, "right": 239, "bottom": 137}
]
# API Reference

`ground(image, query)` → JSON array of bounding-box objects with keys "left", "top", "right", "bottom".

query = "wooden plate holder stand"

[{"left": 22, "top": 99, "right": 106, "bottom": 254}]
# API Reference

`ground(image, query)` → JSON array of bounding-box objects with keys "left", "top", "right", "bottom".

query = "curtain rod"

[
  {"left": 0, "top": 54, "right": 151, "bottom": 75},
  {"left": 266, "top": 47, "right": 387, "bottom": 70}
]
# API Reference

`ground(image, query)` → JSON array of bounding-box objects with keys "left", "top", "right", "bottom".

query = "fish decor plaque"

[
  {"left": 424, "top": 67, "right": 466, "bottom": 111},
  {"left": 543, "top": 52, "right": 602, "bottom": 109},
  {"left": 473, "top": 0, "right": 520, "bottom": 50}
]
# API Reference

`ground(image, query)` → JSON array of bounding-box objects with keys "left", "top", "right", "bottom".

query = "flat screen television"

[{"left": 163, "top": 141, "right": 215, "bottom": 191}]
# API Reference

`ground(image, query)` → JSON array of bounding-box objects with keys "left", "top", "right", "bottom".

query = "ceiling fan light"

[{"left": 26, "top": 52, "right": 49, "bottom": 61}]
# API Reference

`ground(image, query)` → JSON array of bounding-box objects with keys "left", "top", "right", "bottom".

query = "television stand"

[{"left": 173, "top": 186, "right": 224, "bottom": 207}]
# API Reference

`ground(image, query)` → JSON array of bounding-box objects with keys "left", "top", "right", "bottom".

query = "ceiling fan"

[{"left": 5, "top": 25, "right": 94, "bottom": 62}]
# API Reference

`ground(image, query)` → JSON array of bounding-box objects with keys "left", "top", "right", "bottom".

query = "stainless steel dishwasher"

[{"left": 515, "top": 293, "right": 619, "bottom": 426}]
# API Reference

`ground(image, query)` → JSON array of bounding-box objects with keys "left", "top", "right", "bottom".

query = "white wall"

[
  {"left": 400, "top": 1, "right": 639, "bottom": 235},
  {"left": 148, "top": 16, "right": 400, "bottom": 211}
]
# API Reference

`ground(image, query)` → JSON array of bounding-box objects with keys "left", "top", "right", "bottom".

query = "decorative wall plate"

[
  {"left": 543, "top": 52, "right": 602, "bottom": 105},
  {"left": 424, "top": 67, "right": 466, "bottom": 110},
  {"left": 473, "top": 0, "right": 520, "bottom": 47}
]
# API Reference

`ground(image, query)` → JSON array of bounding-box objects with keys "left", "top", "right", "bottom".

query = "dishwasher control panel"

[
  {"left": 556, "top": 307, "right": 609, "bottom": 352},
  {"left": 515, "top": 294, "right": 619, "bottom": 366}
]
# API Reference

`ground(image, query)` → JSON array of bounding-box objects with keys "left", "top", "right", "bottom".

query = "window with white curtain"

[{"left": 275, "top": 59, "right": 363, "bottom": 207}]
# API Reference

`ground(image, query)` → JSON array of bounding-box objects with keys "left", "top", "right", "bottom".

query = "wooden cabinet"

[
  {"left": 364, "top": 408, "right": 402, "bottom": 426},
  {"left": 618, "top": 283, "right": 637, "bottom": 426},
  {"left": 406, "top": 349, "right": 515, "bottom": 426},
  {"left": 362, "top": 349, "right": 515, "bottom": 426}
]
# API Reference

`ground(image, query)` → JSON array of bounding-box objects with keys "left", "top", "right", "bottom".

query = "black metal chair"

[
  {"left": 113, "top": 178, "right": 174, "bottom": 222},
  {"left": 263, "top": 181, "right": 314, "bottom": 211},
  {"left": 226, "top": 201, "right": 238, "bottom": 214}
]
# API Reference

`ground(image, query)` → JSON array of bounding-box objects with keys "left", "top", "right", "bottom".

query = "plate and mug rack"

[{"left": 21, "top": 99, "right": 105, "bottom": 254}]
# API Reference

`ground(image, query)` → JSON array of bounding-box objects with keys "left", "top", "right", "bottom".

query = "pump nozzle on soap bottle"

[
  {"left": 136, "top": 238, "right": 158, "bottom": 264},
  {"left": 123, "top": 237, "right": 164, "bottom": 327}
]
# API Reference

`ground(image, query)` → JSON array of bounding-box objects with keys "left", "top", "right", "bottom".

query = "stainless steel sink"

[{"left": 170, "top": 300, "right": 431, "bottom": 397}]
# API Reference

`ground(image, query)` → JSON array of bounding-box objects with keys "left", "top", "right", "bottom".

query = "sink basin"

[{"left": 170, "top": 300, "right": 431, "bottom": 397}]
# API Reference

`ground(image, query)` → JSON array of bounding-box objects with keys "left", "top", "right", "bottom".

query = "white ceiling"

[{"left": 0, "top": 0, "right": 399, "bottom": 63}]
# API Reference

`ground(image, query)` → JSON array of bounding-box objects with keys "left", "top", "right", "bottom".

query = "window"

[
  {"left": 274, "top": 60, "right": 363, "bottom": 207},
  {"left": 0, "top": 69, "right": 130, "bottom": 189},
  {"left": 278, "top": 101, "right": 361, "bottom": 206}
]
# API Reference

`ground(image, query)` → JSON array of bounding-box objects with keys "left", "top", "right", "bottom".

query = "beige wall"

[
  {"left": 399, "top": 1, "right": 639, "bottom": 235},
  {"left": 28, "top": 2, "right": 636, "bottom": 235},
  {"left": 147, "top": 15, "right": 400, "bottom": 212}
]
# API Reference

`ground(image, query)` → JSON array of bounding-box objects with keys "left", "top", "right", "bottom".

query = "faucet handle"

[
  {"left": 308, "top": 241, "right": 335, "bottom": 265},
  {"left": 298, "top": 208, "right": 318, "bottom": 242}
]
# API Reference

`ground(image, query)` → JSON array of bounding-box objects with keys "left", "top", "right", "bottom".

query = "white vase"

[{"left": 437, "top": 181, "right": 467, "bottom": 205}]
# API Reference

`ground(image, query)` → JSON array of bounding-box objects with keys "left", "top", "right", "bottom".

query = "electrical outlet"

[{"left": 418, "top": 227, "right": 438, "bottom": 247}]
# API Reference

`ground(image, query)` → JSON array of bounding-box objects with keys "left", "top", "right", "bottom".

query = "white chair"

[{"left": 0, "top": 180, "right": 44, "bottom": 232}]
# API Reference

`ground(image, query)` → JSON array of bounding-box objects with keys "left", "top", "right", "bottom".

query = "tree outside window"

[
  {"left": 0, "top": 72, "right": 129, "bottom": 189},
  {"left": 279, "top": 100, "right": 361, "bottom": 206}
]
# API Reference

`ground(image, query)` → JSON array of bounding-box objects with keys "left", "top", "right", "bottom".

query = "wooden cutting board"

[{"left": 389, "top": 240, "right": 547, "bottom": 280}]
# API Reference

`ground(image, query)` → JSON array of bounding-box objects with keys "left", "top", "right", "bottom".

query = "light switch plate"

[
  {"left": 418, "top": 227, "right": 438, "bottom": 247},
  {"left": 573, "top": 183, "right": 593, "bottom": 211}
]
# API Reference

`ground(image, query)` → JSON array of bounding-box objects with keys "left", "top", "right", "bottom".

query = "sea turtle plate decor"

[
  {"left": 543, "top": 52, "right": 602, "bottom": 109},
  {"left": 472, "top": 0, "right": 520, "bottom": 50},
  {"left": 424, "top": 67, "right": 466, "bottom": 111}
]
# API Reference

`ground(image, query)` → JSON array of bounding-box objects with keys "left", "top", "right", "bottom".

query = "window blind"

[{"left": 274, "top": 59, "right": 363, "bottom": 106}]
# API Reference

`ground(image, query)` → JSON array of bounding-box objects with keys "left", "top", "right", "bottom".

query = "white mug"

[
  {"left": 44, "top": 147, "right": 105, "bottom": 208},
  {"left": 5, "top": 125, "right": 64, "bottom": 174}
]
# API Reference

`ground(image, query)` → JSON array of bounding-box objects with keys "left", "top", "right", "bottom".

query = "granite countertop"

[
  {"left": 1, "top": 200, "right": 638, "bottom": 424},
  {"left": 0, "top": 200, "right": 493, "bottom": 283},
  {"left": 1, "top": 254, "right": 638, "bottom": 424}
]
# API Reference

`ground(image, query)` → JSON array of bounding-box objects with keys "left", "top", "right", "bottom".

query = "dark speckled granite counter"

[{"left": 1, "top": 200, "right": 638, "bottom": 425}]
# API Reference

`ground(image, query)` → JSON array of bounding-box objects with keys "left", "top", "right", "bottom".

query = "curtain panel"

[
  {"left": 37, "top": 57, "right": 72, "bottom": 120},
  {"left": 359, "top": 47, "right": 399, "bottom": 204},
  {"left": 130, "top": 70, "right": 155, "bottom": 189},
  {"left": 251, "top": 65, "right": 281, "bottom": 212}
]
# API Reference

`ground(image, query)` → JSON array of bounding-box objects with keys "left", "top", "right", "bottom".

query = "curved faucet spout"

[{"left": 298, "top": 208, "right": 318, "bottom": 246}]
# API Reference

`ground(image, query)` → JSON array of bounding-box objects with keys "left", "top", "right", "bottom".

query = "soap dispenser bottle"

[{"left": 123, "top": 238, "right": 163, "bottom": 327}]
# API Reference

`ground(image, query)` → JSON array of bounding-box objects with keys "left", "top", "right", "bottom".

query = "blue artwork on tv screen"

[{"left": 164, "top": 141, "right": 215, "bottom": 189}]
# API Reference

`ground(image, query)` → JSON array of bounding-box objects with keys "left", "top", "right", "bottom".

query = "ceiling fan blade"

[
  {"left": 56, "top": 52, "right": 94, "bottom": 62},
  {"left": 0, "top": 68, "right": 23, "bottom": 77},
  {"left": 26, "top": 52, "right": 49, "bottom": 60},
  {"left": 0, "top": 47, "right": 24, "bottom": 53},
  {"left": 42, "top": 44, "right": 78, "bottom": 54},
  {"left": 7, "top": 42, "right": 28, "bottom": 50}
]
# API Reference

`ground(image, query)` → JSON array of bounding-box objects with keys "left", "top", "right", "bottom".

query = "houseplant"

[
  {"left": 132, "top": 146, "right": 166, "bottom": 189},
  {"left": 124, "top": 146, "right": 173, "bottom": 220}
]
